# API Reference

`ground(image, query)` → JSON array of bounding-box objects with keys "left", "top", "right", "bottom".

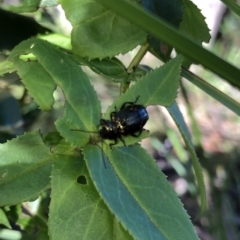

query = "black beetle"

[
  {"left": 104, "top": 96, "right": 149, "bottom": 148},
  {"left": 71, "top": 96, "right": 149, "bottom": 148}
]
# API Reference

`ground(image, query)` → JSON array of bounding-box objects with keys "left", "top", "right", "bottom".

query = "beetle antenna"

[
  {"left": 135, "top": 95, "right": 140, "bottom": 104},
  {"left": 102, "top": 142, "right": 107, "bottom": 169},
  {"left": 71, "top": 128, "right": 107, "bottom": 168},
  {"left": 101, "top": 140, "right": 107, "bottom": 169},
  {"left": 95, "top": 141, "right": 107, "bottom": 169}
]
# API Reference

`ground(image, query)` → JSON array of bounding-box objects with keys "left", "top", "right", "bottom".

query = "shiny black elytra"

[
  {"left": 98, "top": 96, "right": 149, "bottom": 148},
  {"left": 71, "top": 96, "right": 149, "bottom": 149}
]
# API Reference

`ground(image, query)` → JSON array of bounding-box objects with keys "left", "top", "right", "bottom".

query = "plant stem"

[
  {"left": 127, "top": 42, "right": 150, "bottom": 73},
  {"left": 120, "top": 42, "right": 150, "bottom": 94}
]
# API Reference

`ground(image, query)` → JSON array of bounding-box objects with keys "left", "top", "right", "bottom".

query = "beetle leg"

[
  {"left": 120, "top": 96, "right": 140, "bottom": 110},
  {"left": 110, "top": 106, "right": 118, "bottom": 120},
  {"left": 98, "top": 119, "right": 106, "bottom": 127},
  {"left": 109, "top": 138, "right": 118, "bottom": 149},
  {"left": 99, "top": 119, "right": 107, "bottom": 124},
  {"left": 120, "top": 102, "right": 133, "bottom": 110},
  {"left": 134, "top": 95, "right": 140, "bottom": 104},
  {"left": 119, "top": 135, "right": 126, "bottom": 146},
  {"left": 130, "top": 129, "right": 143, "bottom": 137},
  {"left": 132, "top": 129, "right": 149, "bottom": 138},
  {"left": 110, "top": 112, "right": 116, "bottom": 120}
]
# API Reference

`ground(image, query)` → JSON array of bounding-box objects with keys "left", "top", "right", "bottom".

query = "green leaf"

[
  {"left": 59, "top": 0, "right": 146, "bottom": 59},
  {"left": 80, "top": 57, "right": 129, "bottom": 82},
  {"left": 9, "top": 39, "right": 102, "bottom": 146},
  {"left": 53, "top": 139, "right": 77, "bottom": 155},
  {"left": 35, "top": 231, "right": 49, "bottom": 240},
  {"left": 40, "top": 0, "right": 58, "bottom": 7},
  {"left": 0, "top": 208, "right": 11, "bottom": 228},
  {"left": 106, "top": 56, "right": 183, "bottom": 114},
  {"left": 84, "top": 144, "right": 199, "bottom": 240},
  {"left": 0, "top": 60, "right": 15, "bottom": 76},
  {"left": 142, "top": 0, "right": 184, "bottom": 27},
  {"left": 97, "top": 0, "right": 240, "bottom": 89},
  {"left": 38, "top": 34, "right": 72, "bottom": 50},
  {"left": 142, "top": 0, "right": 184, "bottom": 60},
  {"left": 8, "top": 39, "right": 36, "bottom": 61},
  {"left": 43, "top": 131, "right": 63, "bottom": 146},
  {"left": 49, "top": 154, "right": 131, "bottom": 240},
  {"left": 31, "top": 39, "right": 101, "bottom": 145},
  {"left": 220, "top": 0, "right": 240, "bottom": 16},
  {"left": 8, "top": 0, "right": 40, "bottom": 13},
  {"left": 167, "top": 102, "right": 206, "bottom": 214},
  {"left": 0, "top": 131, "right": 52, "bottom": 206},
  {"left": 180, "top": 81, "right": 202, "bottom": 146},
  {"left": 180, "top": 0, "right": 211, "bottom": 44},
  {"left": 182, "top": 68, "right": 240, "bottom": 116},
  {"left": 14, "top": 58, "right": 55, "bottom": 110}
]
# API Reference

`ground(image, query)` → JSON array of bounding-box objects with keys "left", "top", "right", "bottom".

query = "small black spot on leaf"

[{"left": 77, "top": 175, "right": 87, "bottom": 185}]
